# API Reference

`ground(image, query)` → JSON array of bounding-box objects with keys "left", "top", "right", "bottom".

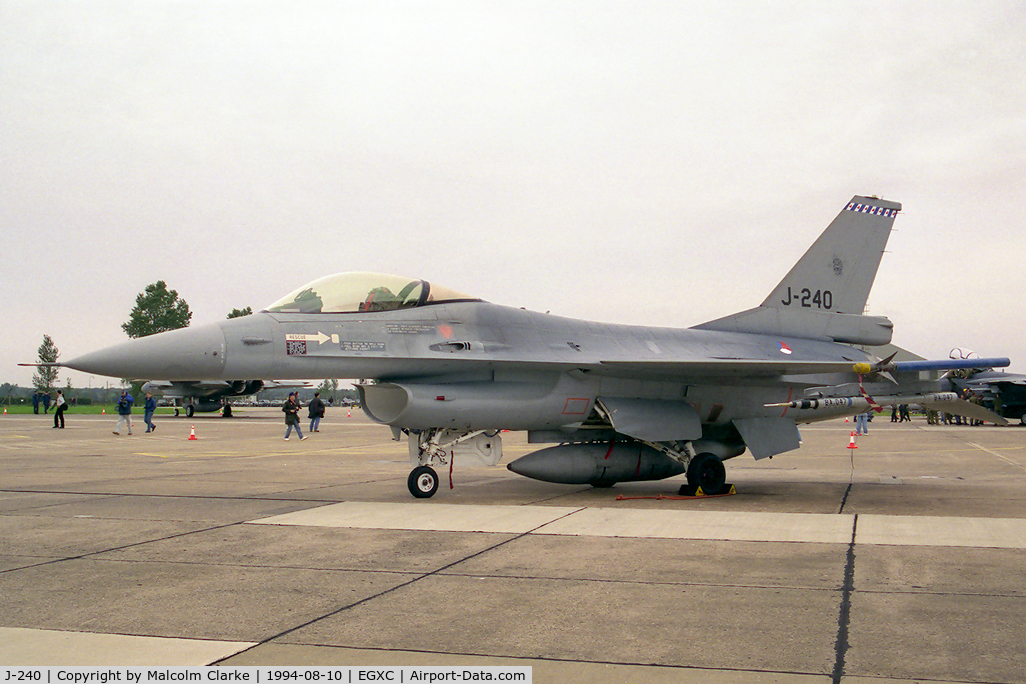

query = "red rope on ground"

[{"left": 615, "top": 491, "right": 735, "bottom": 501}]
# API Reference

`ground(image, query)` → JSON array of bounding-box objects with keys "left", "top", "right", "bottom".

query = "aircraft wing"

[
  {"left": 596, "top": 358, "right": 866, "bottom": 381},
  {"left": 315, "top": 355, "right": 863, "bottom": 382},
  {"left": 263, "top": 380, "right": 312, "bottom": 390},
  {"left": 974, "top": 377, "right": 1026, "bottom": 388},
  {"left": 595, "top": 356, "right": 1010, "bottom": 383},
  {"left": 142, "top": 380, "right": 236, "bottom": 399},
  {"left": 142, "top": 379, "right": 313, "bottom": 400}
]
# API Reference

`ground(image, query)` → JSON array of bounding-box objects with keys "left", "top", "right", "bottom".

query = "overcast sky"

[{"left": 2, "top": 1, "right": 1024, "bottom": 389}]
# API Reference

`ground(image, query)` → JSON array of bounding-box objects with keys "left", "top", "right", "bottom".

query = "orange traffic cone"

[
  {"left": 347, "top": 410, "right": 352, "bottom": 417},
  {"left": 847, "top": 431, "right": 858, "bottom": 449},
  {"left": 844, "top": 415, "right": 849, "bottom": 422},
  {"left": 2, "top": 407, "right": 6, "bottom": 414},
  {"left": 188, "top": 425, "right": 198, "bottom": 440},
  {"left": 102, "top": 408, "right": 106, "bottom": 415}
]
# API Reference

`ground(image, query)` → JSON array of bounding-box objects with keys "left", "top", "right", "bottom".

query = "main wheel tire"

[
  {"left": 186, "top": 405, "right": 194, "bottom": 418},
  {"left": 408, "top": 466, "right": 439, "bottom": 498},
  {"left": 687, "top": 453, "right": 726, "bottom": 494}
]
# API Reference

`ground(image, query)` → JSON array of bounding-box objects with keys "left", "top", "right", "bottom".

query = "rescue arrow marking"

[{"left": 286, "top": 332, "right": 331, "bottom": 345}]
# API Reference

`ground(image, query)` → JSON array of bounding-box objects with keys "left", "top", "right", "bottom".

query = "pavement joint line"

[
  {"left": 0, "top": 488, "right": 354, "bottom": 503},
  {"left": 49, "top": 552, "right": 843, "bottom": 592},
  {"left": 858, "top": 588, "right": 1026, "bottom": 598},
  {"left": 831, "top": 514, "right": 858, "bottom": 684},
  {"left": 837, "top": 482, "right": 853, "bottom": 515},
  {"left": 212, "top": 506, "right": 589, "bottom": 665},
  {"left": 0, "top": 493, "right": 124, "bottom": 514},
  {"left": 0, "top": 520, "right": 246, "bottom": 575}
]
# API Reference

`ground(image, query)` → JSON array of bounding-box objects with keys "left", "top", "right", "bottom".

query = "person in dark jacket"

[
  {"left": 144, "top": 392, "right": 157, "bottom": 433},
  {"left": 308, "top": 392, "right": 325, "bottom": 433},
  {"left": 113, "top": 389, "right": 134, "bottom": 435},
  {"left": 283, "top": 392, "right": 307, "bottom": 441},
  {"left": 53, "top": 390, "right": 67, "bottom": 429}
]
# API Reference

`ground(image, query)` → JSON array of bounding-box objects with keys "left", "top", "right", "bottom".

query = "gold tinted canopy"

[{"left": 264, "top": 272, "right": 479, "bottom": 314}]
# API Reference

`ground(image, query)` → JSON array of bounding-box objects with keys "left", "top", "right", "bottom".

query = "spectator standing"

[
  {"left": 283, "top": 392, "right": 307, "bottom": 441},
  {"left": 144, "top": 392, "right": 157, "bottom": 433},
  {"left": 113, "top": 390, "right": 134, "bottom": 435},
  {"left": 52, "top": 390, "right": 67, "bottom": 429},
  {"left": 308, "top": 392, "right": 325, "bottom": 433}
]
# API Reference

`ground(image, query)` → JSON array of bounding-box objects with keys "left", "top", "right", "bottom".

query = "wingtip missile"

[{"left": 854, "top": 357, "right": 1010, "bottom": 376}]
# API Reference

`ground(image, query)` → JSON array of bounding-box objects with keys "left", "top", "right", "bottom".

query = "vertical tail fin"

[
  {"left": 762, "top": 196, "right": 901, "bottom": 315},
  {"left": 695, "top": 196, "right": 901, "bottom": 345}
]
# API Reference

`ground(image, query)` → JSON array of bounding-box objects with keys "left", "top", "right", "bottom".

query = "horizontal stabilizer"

[
  {"left": 923, "top": 399, "right": 1008, "bottom": 426},
  {"left": 696, "top": 308, "right": 894, "bottom": 346}
]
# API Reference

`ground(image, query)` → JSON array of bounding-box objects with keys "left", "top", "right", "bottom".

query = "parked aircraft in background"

[
  {"left": 950, "top": 370, "right": 1026, "bottom": 425},
  {"left": 58, "top": 195, "right": 1010, "bottom": 498},
  {"left": 141, "top": 379, "right": 310, "bottom": 416}
]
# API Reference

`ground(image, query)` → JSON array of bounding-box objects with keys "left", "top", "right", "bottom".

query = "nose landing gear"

[{"left": 408, "top": 466, "right": 439, "bottom": 498}]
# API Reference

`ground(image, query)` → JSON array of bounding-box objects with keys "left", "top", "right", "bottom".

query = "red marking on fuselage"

[{"left": 562, "top": 397, "right": 591, "bottom": 415}]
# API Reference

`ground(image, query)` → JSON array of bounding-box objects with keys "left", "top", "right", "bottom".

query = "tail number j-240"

[{"left": 781, "top": 287, "right": 832, "bottom": 309}]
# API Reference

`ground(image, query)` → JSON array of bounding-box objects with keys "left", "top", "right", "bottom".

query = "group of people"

[
  {"left": 889, "top": 404, "right": 912, "bottom": 422},
  {"left": 23, "top": 389, "right": 71, "bottom": 428},
  {"left": 856, "top": 396, "right": 998, "bottom": 434},
  {"left": 111, "top": 390, "right": 158, "bottom": 435},
  {"left": 32, "top": 390, "right": 53, "bottom": 414},
  {"left": 36, "top": 387, "right": 335, "bottom": 439},
  {"left": 282, "top": 391, "right": 326, "bottom": 440},
  {"left": 856, "top": 404, "right": 916, "bottom": 434}
]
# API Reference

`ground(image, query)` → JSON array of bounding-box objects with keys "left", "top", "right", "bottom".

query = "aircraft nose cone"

[{"left": 65, "top": 323, "right": 227, "bottom": 380}]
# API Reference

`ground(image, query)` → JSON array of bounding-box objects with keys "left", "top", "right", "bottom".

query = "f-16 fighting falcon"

[{"left": 56, "top": 196, "right": 1010, "bottom": 498}]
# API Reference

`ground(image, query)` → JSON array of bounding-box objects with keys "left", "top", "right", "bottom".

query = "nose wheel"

[{"left": 408, "top": 466, "right": 440, "bottom": 498}]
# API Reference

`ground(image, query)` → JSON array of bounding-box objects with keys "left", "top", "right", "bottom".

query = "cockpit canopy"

[{"left": 263, "top": 272, "right": 480, "bottom": 314}]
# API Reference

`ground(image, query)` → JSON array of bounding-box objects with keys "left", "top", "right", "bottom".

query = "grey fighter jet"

[
  {"left": 951, "top": 370, "right": 1026, "bottom": 425},
  {"left": 59, "top": 196, "right": 1010, "bottom": 498}
]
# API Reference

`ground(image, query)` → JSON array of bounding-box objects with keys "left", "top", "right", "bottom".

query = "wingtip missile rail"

[{"left": 852, "top": 357, "right": 1010, "bottom": 375}]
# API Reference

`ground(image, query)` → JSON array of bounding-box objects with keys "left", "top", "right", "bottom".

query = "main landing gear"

[
  {"left": 684, "top": 452, "right": 727, "bottom": 495},
  {"left": 633, "top": 439, "right": 731, "bottom": 496}
]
